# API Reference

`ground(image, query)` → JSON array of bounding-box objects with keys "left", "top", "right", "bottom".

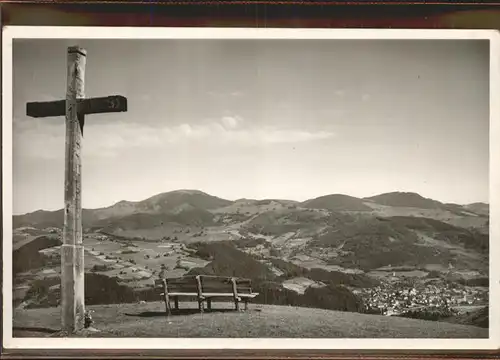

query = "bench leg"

[
  {"left": 207, "top": 298, "right": 212, "bottom": 311},
  {"left": 198, "top": 299, "right": 204, "bottom": 313},
  {"left": 234, "top": 297, "right": 240, "bottom": 311},
  {"left": 244, "top": 300, "right": 248, "bottom": 311},
  {"left": 164, "top": 294, "right": 171, "bottom": 316},
  {"left": 174, "top": 297, "right": 179, "bottom": 310}
]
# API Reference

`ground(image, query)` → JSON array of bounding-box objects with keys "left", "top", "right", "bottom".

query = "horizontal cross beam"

[{"left": 26, "top": 95, "right": 127, "bottom": 118}]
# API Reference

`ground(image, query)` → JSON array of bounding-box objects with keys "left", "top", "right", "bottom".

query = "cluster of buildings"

[
  {"left": 44, "top": 227, "right": 61, "bottom": 234},
  {"left": 355, "top": 280, "right": 488, "bottom": 316},
  {"left": 90, "top": 234, "right": 109, "bottom": 242}
]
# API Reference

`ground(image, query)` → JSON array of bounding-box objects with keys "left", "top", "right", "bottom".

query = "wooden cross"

[{"left": 26, "top": 46, "right": 127, "bottom": 333}]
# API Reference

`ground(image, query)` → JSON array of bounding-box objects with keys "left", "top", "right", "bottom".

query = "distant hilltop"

[{"left": 13, "top": 189, "right": 488, "bottom": 231}]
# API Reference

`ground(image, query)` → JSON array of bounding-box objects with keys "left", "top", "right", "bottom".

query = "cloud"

[
  {"left": 221, "top": 116, "right": 243, "bottom": 129},
  {"left": 13, "top": 116, "right": 335, "bottom": 159},
  {"left": 246, "top": 128, "right": 333, "bottom": 144},
  {"left": 362, "top": 93, "right": 371, "bottom": 102},
  {"left": 208, "top": 91, "right": 244, "bottom": 99}
]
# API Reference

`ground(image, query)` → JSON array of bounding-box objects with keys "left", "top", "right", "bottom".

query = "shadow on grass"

[
  {"left": 13, "top": 326, "right": 60, "bottom": 334},
  {"left": 125, "top": 308, "right": 239, "bottom": 317}
]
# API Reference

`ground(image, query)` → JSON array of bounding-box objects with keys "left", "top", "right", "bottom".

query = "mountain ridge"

[
  {"left": 14, "top": 190, "right": 489, "bottom": 217},
  {"left": 13, "top": 190, "right": 489, "bottom": 233}
]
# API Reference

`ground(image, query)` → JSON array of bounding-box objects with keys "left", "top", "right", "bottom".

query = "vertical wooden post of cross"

[
  {"left": 61, "top": 46, "right": 86, "bottom": 333},
  {"left": 26, "top": 46, "right": 128, "bottom": 333}
]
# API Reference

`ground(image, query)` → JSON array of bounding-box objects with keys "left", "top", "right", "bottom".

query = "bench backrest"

[
  {"left": 154, "top": 275, "right": 253, "bottom": 294},
  {"left": 164, "top": 276, "right": 199, "bottom": 293}
]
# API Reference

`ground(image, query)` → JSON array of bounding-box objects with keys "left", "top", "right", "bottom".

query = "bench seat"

[{"left": 162, "top": 292, "right": 258, "bottom": 298}]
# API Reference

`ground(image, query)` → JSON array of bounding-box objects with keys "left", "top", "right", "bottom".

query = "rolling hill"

[
  {"left": 91, "top": 207, "right": 216, "bottom": 233},
  {"left": 464, "top": 202, "right": 489, "bottom": 216},
  {"left": 301, "top": 194, "right": 373, "bottom": 212},
  {"left": 92, "top": 190, "right": 232, "bottom": 219},
  {"left": 13, "top": 235, "right": 61, "bottom": 275},
  {"left": 13, "top": 190, "right": 231, "bottom": 230},
  {"left": 12, "top": 189, "right": 489, "bottom": 273},
  {"left": 363, "top": 192, "right": 488, "bottom": 219},
  {"left": 364, "top": 192, "right": 445, "bottom": 209},
  {"left": 13, "top": 209, "right": 101, "bottom": 229},
  {"left": 12, "top": 189, "right": 489, "bottom": 326},
  {"left": 13, "top": 190, "right": 489, "bottom": 233}
]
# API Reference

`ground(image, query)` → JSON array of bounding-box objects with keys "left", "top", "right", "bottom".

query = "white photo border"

[{"left": 2, "top": 26, "right": 499, "bottom": 350}]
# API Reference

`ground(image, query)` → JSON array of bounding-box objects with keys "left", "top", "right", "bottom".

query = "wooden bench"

[{"left": 154, "top": 275, "right": 259, "bottom": 315}]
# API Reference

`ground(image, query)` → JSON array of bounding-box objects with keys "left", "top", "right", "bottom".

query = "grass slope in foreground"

[{"left": 13, "top": 301, "right": 487, "bottom": 338}]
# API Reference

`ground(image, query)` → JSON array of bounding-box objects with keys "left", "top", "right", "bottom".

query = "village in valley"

[{"left": 355, "top": 278, "right": 488, "bottom": 317}]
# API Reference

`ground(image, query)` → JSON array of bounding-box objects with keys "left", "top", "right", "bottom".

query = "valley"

[{"left": 12, "top": 190, "right": 489, "bottom": 326}]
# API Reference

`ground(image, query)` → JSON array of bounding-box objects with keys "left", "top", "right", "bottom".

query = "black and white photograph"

[{"left": 2, "top": 27, "right": 499, "bottom": 349}]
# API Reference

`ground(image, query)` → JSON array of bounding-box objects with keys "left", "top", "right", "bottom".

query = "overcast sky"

[{"left": 12, "top": 38, "right": 489, "bottom": 214}]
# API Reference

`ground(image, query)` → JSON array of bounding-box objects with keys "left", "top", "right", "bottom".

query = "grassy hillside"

[
  {"left": 13, "top": 301, "right": 488, "bottom": 338},
  {"left": 92, "top": 208, "right": 216, "bottom": 233},
  {"left": 21, "top": 273, "right": 158, "bottom": 309},
  {"left": 307, "top": 215, "right": 487, "bottom": 271},
  {"left": 13, "top": 235, "right": 61, "bottom": 275},
  {"left": 13, "top": 209, "right": 102, "bottom": 229},
  {"left": 92, "top": 189, "right": 232, "bottom": 219},
  {"left": 13, "top": 190, "right": 230, "bottom": 230},
  {"left": 18, "top": 239, "right": 366, "bottom": 313},
  {"left": 301, "top": 194, "right": 372, "bottom": 212},
  {"left": 184, "top": 241, "right": 366, "bottom": 312},
  {"left": 388, "top": 216, "right": 488, "bottom": 252},
  {"left": 13, "top": 190, "right": 489, "bottom": 243},
  {"left": 269, "top": 258, "right": 379, "bottom": 288},
  {"left": 443, "top": 306, "right": 489, "bottom": 329},
  {"left": 187, "top": 241, "right": 276, "bottom": 280},
  {"left": 464, "top": 203, "right": 489, "bottom": 216},
  {"left": 364, "top": 192, "right": 444, "bottom": 209}
]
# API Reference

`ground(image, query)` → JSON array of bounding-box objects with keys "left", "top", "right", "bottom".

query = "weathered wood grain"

[
  {"left": 26, "top": 95, "right": 127, "bottom": 118},
  {"left": 61, "top": 45, "right": 86, "bottom": 333}
]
